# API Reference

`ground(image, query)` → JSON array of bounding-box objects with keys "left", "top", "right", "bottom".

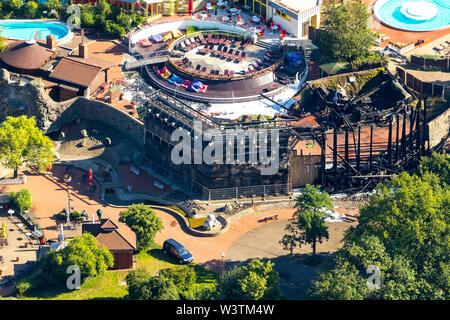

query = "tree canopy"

[
  {"left": 39, "top": 233, "right": 114, "bottom": 286},
  {"left": 119, "top": 204, "right": 163, "bottom": 250},
  {"left": 0, "top": 116, "right": 55, "bottom": 177},
  {"left": 308, "top": 165, "right": 449, "bottom": 300},
  {"left": 317, "top": 0, "right": 376, "bottom": 63},
  {"left": 9, "top": 189, "right": 31, "bottom": 213},
  {"left": 281, "top": 184, "right": 333, "bottom": 257}
]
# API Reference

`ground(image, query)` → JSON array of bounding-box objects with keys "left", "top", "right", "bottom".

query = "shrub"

[
  {"left": 160, "top": 266, "right": 197, "bottom": 293},
  {"left": 8, "top": 0, "right": 23, "bottom": 11},
  {"left": 104, "top": 20, "right": 125, "bottom": 38},
  {"left": 23, "top": 1, "right": 38, "bottom": 19},
  {"left": 186, "top": 25, "right": 198, "bottom": 34},
  {"left": 9, "top": 189, "right": 32, "bottom": 213}
]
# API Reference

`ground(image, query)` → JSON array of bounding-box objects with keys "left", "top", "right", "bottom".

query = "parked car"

[{"left": 162, "top": 239, "right": 193, "bottom": 264}]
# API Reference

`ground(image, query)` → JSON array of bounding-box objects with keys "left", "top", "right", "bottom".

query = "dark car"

[{"left": 163, "top": 239, "right": 193, "bottom": 264}]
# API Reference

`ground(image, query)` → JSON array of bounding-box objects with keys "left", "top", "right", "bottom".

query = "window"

[{"left": 275, "top": 9, "right": 291, "bottom": 21}]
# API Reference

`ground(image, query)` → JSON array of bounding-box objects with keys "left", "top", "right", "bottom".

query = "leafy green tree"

[
  {"left": 126, "top": 269, "right": 179, "bottom": 300},
  {"left": 119, "top": 203, "right": 163, "bottom": 250},
  {"left": 8, "top": 0, "right": 23, "bottom": 10},
  {"left": 0, "top": 116, "right": 55, "bottom": 178},
  {"left": 418, "top": 152, "right": 450, "bottom": 186},
  {"left": 317, "top": 0, "right": 376, "bottom": 63},
  {"left": 309, "top": 172, "right": 449, "bottom": 300},
  {"left": 216, "top": 259, "right": 281, "bottom": 300},
  {"left": 45, "top": 0, "right": 60, "bottom": 12},
  {"left": 23, "top": 1, "right": 38, "bottom": 19},
  {"left": 81, "top": 5, "right": 96, "bottom": 28},
  {"left": 39, "top": 233, "right": 113, "bottom": 286},
  {"left": 160, "top": 266, "right": 197, "bottom": 294},
  {"left": 9, "top": 189, "right": 32, "bottom": 213},
  {"left": 281, "top": 185, "right": 333, "bottom": 257}
]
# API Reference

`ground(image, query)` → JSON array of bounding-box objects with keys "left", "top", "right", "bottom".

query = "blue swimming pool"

[
  {"left": 374, "top": 0, "right": 450, "bottom": 31},
  {"left": 0, "top": 21, "right": 69, "bottom": 41}
]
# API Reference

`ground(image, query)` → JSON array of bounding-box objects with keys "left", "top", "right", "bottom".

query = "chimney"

[
  {"left": 79, "top": 42, "right": 88, "bottom": 58},
  {"left": 46, "top": 34, "right": 56, "bottom": 50}
]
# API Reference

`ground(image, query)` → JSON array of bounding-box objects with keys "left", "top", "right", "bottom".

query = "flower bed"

[{"left": 388, "top": 41, "right": 415, "bottom": 54}]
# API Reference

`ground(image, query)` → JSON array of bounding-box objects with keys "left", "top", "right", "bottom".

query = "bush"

[
  {"left": 23, "top": 1, "right": 38, "bottom": 19},
  {"left": 104, "top": 20, "right": 125, "bottom": 38},
  {"left": 160, "top": 266, "right": 197, "bottom": 293},
  {"left": 15, "top": 280, "right": 31, "bottom": 297},
  {"left": 9, "top": 189, "right": 32, "bottom": 213},
  {"left": 350, "top": 53, "right": 388, "bottom": 71},
  {"left": 186, "top": 25, "right": 198, "bottom": 34}
]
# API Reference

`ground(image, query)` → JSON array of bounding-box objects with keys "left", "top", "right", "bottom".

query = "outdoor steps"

[{"left": 255, "top": 40, "right": 271, "bottom": 50}]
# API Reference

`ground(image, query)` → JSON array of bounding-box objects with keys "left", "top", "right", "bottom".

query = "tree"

[
  {"left": 0, "top": 116, "right": 55, "bottom": 178},
  {"left": 9, "top": 189, "right": 32, "bottom": 213},
  {"left": 23, "top": 1, "right": 38, "bottom": 19},
  {"left": 39, "top": 233, "right": 113, "bottom": 286},
  {"left": 46, "top": 0, "right": 60, "bottom": 12},
  {"left": 317, "top": 0, "right": 376, "bottom": 63},
  {"left": 126, "top": 268, "right": 179, "bottom": 300},
  {"left": 280, "top": 185, "right": 333, "bottom": 257},
  {"left": 119, "top": 204, "right": 163, "bottom": 250},
  {"left": 160, "top": 266, "right": 197, "bottom": 294},
  {"left": 418, "top": 152, "right": 450, "bottom": 186},
  {"left": 309, "top": 172, "right": 449, "bottom": 300},
  {"left": 8, "top": 0, "right": 23, "bottom": 10},
  {"left": 216, "top": 259, "right": 281, "bottom": 300}
]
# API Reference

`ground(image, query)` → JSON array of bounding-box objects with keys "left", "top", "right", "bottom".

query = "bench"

[{"left": 258, "top": 214, "right": 278, "bottom": 223}]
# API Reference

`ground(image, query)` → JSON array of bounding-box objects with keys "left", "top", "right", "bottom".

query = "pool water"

[
  {"left": 375, "top": 0, "right": 450, "bottom": 31},
  {"left": 0, "top": 21, "right": 69, "bottom": 40}
]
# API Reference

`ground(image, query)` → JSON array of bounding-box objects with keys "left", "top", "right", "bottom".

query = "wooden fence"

[{"left": 396, "top": 66, "right": 449, "bottom": 98}]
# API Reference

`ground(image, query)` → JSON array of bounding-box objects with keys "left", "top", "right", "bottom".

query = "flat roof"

[{"left": 270, "top": 0, "right": 319, "bottom": 14}]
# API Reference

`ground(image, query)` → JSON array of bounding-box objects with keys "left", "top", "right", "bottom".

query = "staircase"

[{"left": 125, "top": 50, "right": 170, "bottom": 70}]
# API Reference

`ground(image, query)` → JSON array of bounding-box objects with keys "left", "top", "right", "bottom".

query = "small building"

[
  {"left": 82, "top": 218, "right": 137, "bottom": 270},
  {"left": 268, "top": 0, "right": 321, "bottom": 38}
]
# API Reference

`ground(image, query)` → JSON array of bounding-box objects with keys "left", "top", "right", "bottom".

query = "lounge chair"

[
  {"left": 207, "top": 33, "right": 213, "bottom": 43},
  {"left": 234, "top": 38, "right": 242, "bottom": 48},
  {"left": 196, "top": 64, "right": 201, "bottom": 71},
  {"left": 225, "top": 49, "right": 234, "bottom": 60},
  {"left": 224, "top": 69, "right": 230, "bottom": 77},
  {"left": 218, "top": 35, "right": 226, "bottom": 44},
  {"left": 214, "top": 70, "right": 220, "bottom": 76},
  {"left": 224, "top": 36, "right": 232, "bottom": 45},
  {"left": 179, "top": 41, "right": 188, "bottom": 52},
  {"left": 229, "top": 70, "right": 235, "bottom": 77},
  {"left": 200, "top": 67, "right": 207, "bottom": 75},
  {"left": 199, "top": 34, "right": 208, "bottom": 45},
  {"left": 139, "top": 38, "right": 152, "bottom": 47},
  {"left": 212, "top": 34, "right": 219, "bottom": 44},
  {"left": 239, "top": 51, "right": 246, "bottom": 62}
]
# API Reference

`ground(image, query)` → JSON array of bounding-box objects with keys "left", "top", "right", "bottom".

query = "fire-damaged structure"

[
  {"left": 303, "top": 70, "right": 429, "bottom": 192},
  {"left": 142, "top": 70, "right": 430, "bottom": 200}
]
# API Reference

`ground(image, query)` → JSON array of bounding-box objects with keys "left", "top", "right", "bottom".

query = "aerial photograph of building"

[{"left": 0, "top": 0, "right": 448, "bottom": 309}]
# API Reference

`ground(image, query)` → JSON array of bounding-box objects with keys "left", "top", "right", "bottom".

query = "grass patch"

[
  {"left": 21, "top": 271, "right": 128, "bottom": 300},
  {"left": 18, "top": 242, "right": 218, "bottom": 300}
]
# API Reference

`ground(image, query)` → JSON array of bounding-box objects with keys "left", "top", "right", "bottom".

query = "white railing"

[{"left": 299, "top": 5, "right": 320, "bottom": 20}]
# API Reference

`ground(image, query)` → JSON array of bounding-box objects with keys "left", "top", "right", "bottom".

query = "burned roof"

[
  {"left": 0, "top": 40, "right": 56, "bottom": 71},
  {"left": 82, "top": 218, "right": 137, "bottom": 252}
]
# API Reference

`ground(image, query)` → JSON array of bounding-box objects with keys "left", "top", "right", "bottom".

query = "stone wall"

[
  {"left": 427, "top": 106, "right": 450, "bottom": 149},
  {"left": 0, "top": 68, "right": 145, "bottom": 148}
]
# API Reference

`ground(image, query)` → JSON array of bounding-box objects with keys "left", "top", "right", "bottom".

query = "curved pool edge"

[
  {"left": 373, "top": 0, "right": 450, "bottom": 32},
  {"left": 0, "top": 19, "right": 73, "bottom": 45}
]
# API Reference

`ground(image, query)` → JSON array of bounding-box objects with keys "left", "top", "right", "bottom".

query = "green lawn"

[{"left": 19, "top": 242, "right": 218, "bottom": 300}]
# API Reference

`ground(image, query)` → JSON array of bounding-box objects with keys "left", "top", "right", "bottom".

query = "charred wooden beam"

[
  {"left": 333, "top": 127, "right": 338, "bottom": 172},
  {"left": 369, "top": 125, "right": 373, "bottom": 171},
  {"left": 356, "top": 126, "right": 361, "bottom": 172},
  {"left": 387, "top": 116, "right": 393, "bottom": 166}
]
